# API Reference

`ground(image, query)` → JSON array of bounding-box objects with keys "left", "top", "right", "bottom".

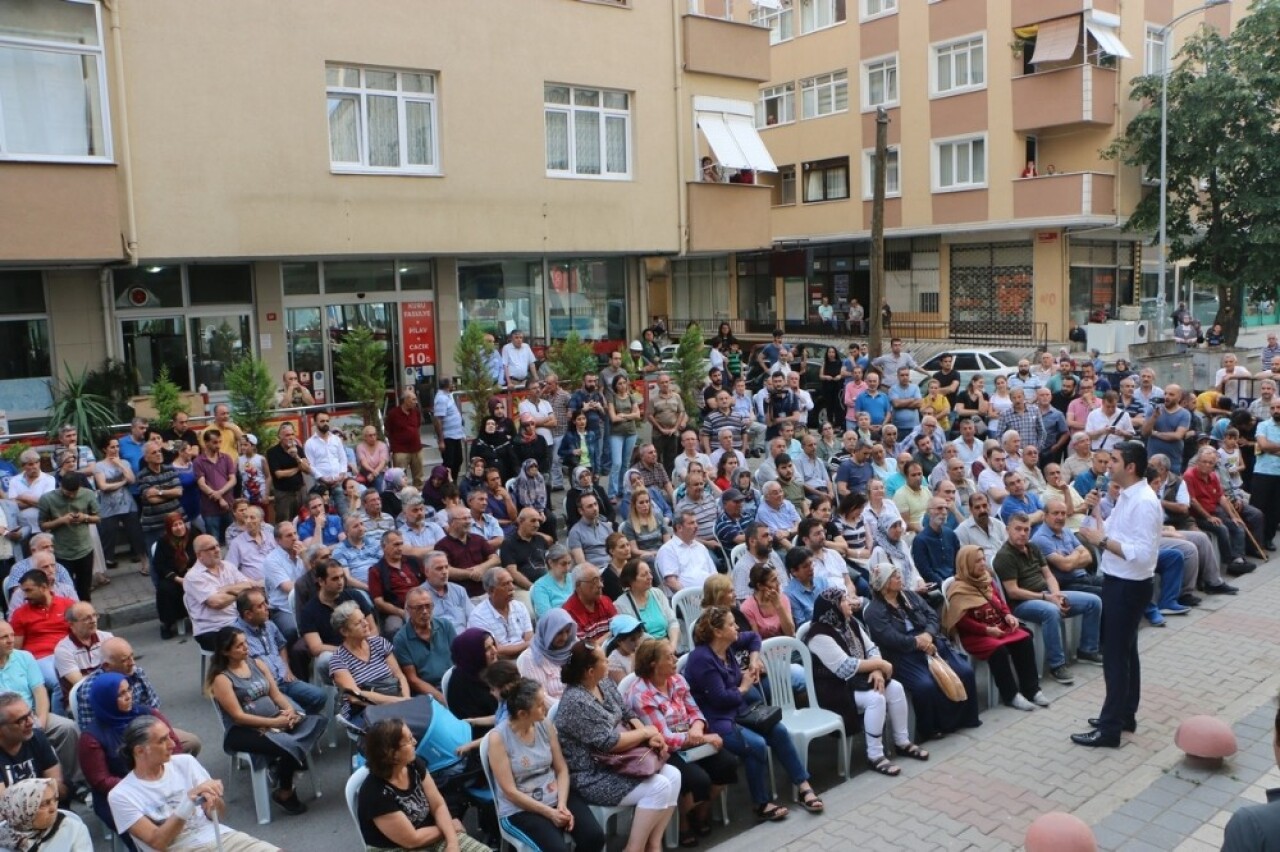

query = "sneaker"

[
  {"left": 1158, "top": 603, "right": 1190, "bottom": 616},
  {"left": 1008, "top": 694, "right": 1036, "bottom": 711},
  {"left": 1050, "top": 666, "right": 1075, "bottom": 685},
  {"left": 1147, "top": 613, "right": 1167, "bottom": 627},
  {"left": 1076, "top": 650, "right": 1104, "bottom": 665},
  {"left": 1205, "top": 582, "right": 1239, "bottom": 595},
  {"left": 1031, "top": 691, "right": 1052, "bottom": 707}
]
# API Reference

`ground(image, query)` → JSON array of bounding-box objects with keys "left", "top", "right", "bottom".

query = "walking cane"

[{"left": 1223, "top": 499, "right": 1265, "bottom": 558}]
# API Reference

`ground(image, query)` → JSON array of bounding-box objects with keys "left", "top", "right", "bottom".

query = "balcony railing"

[
  {"left": 1012, "top": 63, "right": 1117, "bottom": 132},
  {"left": 1012, "top": 171, "right": 1116, "bottom": 219}
]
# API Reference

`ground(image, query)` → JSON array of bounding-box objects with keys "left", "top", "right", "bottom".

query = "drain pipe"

[
  {"left": 672, "top": 0, "right": 688, "bottom": 254},
  {"left": 101, "top": 0, "right": 139, "bottom": 362}
]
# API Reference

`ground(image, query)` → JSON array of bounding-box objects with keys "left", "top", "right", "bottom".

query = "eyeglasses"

[
  {"left": 3, "top": 711, "right": 34, "bottom": 726},
  {"left": 407, "top": 604, "right": 433, "bottom": 613},
  {"left": 198, "top": 544, "right": 221, "bottom": 554}
]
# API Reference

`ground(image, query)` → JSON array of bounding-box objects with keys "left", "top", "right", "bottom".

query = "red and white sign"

[{"left": 400, "top": 301, "right": 436, "bottom": 368}]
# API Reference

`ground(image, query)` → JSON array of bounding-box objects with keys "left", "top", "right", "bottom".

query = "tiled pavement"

[{"left": 705, "top": 559, "right": 1280, "bottom": 852}]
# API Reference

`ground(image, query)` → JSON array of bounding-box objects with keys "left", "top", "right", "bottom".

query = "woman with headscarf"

[
  {"left": 512, "top": 458, "right": 555, "bottom": 539},
  {"left": 863, "top": 562, "right": 981, "bottom": 743},
  {"left": 0, "top": 778, "right": 92, "bottom": 852},
  {"left": 78, "top": 671, "right": 184, "bottom": 842},
  {"left": 448, "top": 628, "right": 500, "bottom": 739},
  {"left": 943, "top": 546, "right": 1048, "bottom": 712},
  {"left": 471, "top": 416, "right": 517, "bottom": 482},
  {"left": 563, "top": 465, "right": 612, "bottom": 531},
  {"left": 515, "top": 609, "right": 577, "bottom": 704},
  {"left": 421, "top": 464, "right": 453, "bottom": 512},
  {"left": 804, "top": 588, "right": 921, "bottom": 777},
  {"left": 868, "top": 516, "right": 930, "bottom": 596},
  {"left": 487, "top": 397, "right": 518, "bottom": 441},
  {"left": 152, "top": 511, "right": 195, "bottom": 640}
]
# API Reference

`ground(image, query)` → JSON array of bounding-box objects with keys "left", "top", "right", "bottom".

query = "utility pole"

[{"left": 869, "top": 107, "right": 889, "bottom": 356}]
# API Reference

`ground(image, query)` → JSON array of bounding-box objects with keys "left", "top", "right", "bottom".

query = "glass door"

[
  {"left": 286, "top": 307, "right": 326, "bottom": 401},
  {"left": 120, "top": 317, "right": 188, "bottom": 392}
]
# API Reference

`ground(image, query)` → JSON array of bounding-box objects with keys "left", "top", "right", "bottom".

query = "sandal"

[
  {"left": 690, "top": 816, "right": 713, "bottom": 837},
  {"left": 869, "top": 756, "right": 901, "bottom": 776},
  {"left": 897, "top": 742, "right": 930, "bottom": 761},
  {"left": 677, "top": 829, "right": 699, "bottom": 847},
  {"left": 91, "top": 574, "right": 111, "bottom": 589},
  {"left": 754, "top": 801, "right": 789, "bottom": 822},
  {"left": 797, "top": 787, "right": 824, "bottom": 814}
]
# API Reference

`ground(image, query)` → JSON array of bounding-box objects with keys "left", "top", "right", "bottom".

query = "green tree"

[
  {"left": 546, "top": 329, "right": 597, "bottom": 390},
  {"left": 225, "top": 355, "right": 276, "bottom": 442},
  {"left": 454, "top": 322, "right": 500, "bottom": 431},
  {"left": 335, "top": 325, "right": 388, "bottom": 431},
  {"left": 1104, "top": 0, "right": 1280, "bottom": 345},
  {"left": 47, "top": 364, "right": 118, "bottom": 455},
  {"left": 150, "top": 364, "right": 188, "bottom": 429},
  {"left": 670, "top": 322, "right": 706, "bottom": 428}
]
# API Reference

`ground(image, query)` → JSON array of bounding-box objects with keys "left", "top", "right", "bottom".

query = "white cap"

[{"left": 629, "top": 340, "right": 643, "bottom": 351}]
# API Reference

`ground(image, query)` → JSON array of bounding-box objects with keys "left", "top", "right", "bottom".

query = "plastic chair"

[
  {"left": 441, "top": 666, "right": 454, "bottom": 704},
  {"left": 795, "top": 621, "right": 811, "bottom": 642},
  {"left": 670, "top": 588, "right": 703, "bottom": 654},
  {"left": 759, "top": 637, "right": 849, "bottom": 793},
  {"left": 67, "top": 680, "right": 84, "bottom": 726},
  {"left": 344, "top": 767, "right": 369, "bottom": 842},
  {"left": 617, "top": 672, "right": 637, "bottom": 698},
  {"left": 480, "top": 734, "right": 543, "bottom": 852},
  {"left": 208, "top": 697, "right": 321, "bottom": 825}
]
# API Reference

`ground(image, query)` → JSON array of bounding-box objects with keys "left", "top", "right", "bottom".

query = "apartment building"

[
  {"left": 0, "top": 0, "right": 774, "bottom": 426},
  {"left": 660, "top": 0, "right": 1238, "bottom": 345}
]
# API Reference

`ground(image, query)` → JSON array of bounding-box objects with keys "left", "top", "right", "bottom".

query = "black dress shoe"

[
  {"left": 1177, "top": 593, "right": 1202, "bottom": 607},
  {"left": 1227, "top": 561, "right": 1257, "bottom": 576},
  {"left": 1089, "top": 717, "right": 1137, "bottom": 733},
  {"left": 1071, "top": 729, "right": 1121, "bottom": 747},
  {"left": 1205, "top": 582, "right": 1239, "bottom": 595}
]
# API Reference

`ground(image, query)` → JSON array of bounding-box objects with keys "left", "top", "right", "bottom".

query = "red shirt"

[
  {"left": 10, "top": 596, "right": 74, "bottom": 659},
  {"left": 561, "top": 594, "right": 618, "bottom": 643},
  {"left": 1183, "top": 468, "right": 1224, "bottom": 515},
  {"left": 368, "top": 556, "right": 427, "bottom": 609},
  {"left": 385, "top": 405, "right": 423, "bottom": 454}
]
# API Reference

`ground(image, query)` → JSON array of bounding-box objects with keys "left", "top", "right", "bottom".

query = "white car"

[{"left": 909, "top": 348, "right": 1022, "bottom": 390}]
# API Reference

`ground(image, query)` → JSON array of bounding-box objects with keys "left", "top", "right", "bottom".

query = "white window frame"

[
  {"left": 798, "top": 0, "right": 846, "bottom": 36},
  {"left": 931, "top": 34, "right": 986, "bottom": 97},
  {"left": 756, "top": 83, "right": 795, "bottom": 128},
  {"left": 862, "top": 146, "right": 900, "bottom": 199},
  {"left": 773, "top": 165, "right": 797, "bottom": 206},
  {"left": 861, "top": 0, "right": 897, "bottom": 22},
  {"left": 861, "top": 54, "right": 899, "bottom": 111},
  {"left": 0, "top": 0, "right": 112, "bottom": 163},
  {"left": 1144, "top": 24, "right": 1168, "bottom": 76},
  {"left": 751, "top": 1, "right": 794, "bottom": 44},
  {"left": 800, "top": 70, "right": 849, "bottom": 120},
  {"left": 932, "top": 134, "right": 987, "bottom": 192},
  {"left": 544, "top": 83, "right": 632, "bottom": 180},
  {"left": 326, "top": 65, "right": 440, "bottom": 175}
]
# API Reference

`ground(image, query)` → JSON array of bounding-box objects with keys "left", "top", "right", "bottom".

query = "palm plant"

[{"left": 47, "top": 364, "right": 118, "bottom": 455}]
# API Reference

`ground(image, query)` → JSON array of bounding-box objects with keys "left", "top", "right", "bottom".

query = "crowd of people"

[{"left": 0, "top": 332, "right": 1276, "bottom": 849}]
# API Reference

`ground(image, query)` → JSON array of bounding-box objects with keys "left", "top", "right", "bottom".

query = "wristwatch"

[{"left": 1099, "top": 536, "right": 1109, "bottom": 551}]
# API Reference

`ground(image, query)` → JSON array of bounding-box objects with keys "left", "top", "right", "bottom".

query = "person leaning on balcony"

[
  {"left": 1021, "top": 161, "right": 1038, "bottom": 178},
  {"left": 700, "top": 156, "right": 721, "bottom": 183}
]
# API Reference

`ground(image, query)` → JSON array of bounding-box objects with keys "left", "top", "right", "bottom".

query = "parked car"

[{"left": 908, "top": 348, "right": 1021, "bottom": 390}]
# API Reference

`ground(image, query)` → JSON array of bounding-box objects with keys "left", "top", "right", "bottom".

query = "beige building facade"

[
  {"left": 659, "top": 0, "right": 1239, "bottom": 347},
  {"left": 0, "top": 0, "right": 774, "bottom": 425}
]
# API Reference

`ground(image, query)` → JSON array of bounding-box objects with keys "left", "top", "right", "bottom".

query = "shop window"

[
  {"left": 0, "top": 271, "right": 52, "bottom": 419},
  {"left": 949, "top": 242, "right": 1033, "bottom": 331},
  {"left": 324, "top": 260, "right": 396, "bottom": 294},
  {"left": 283, "top": 262, "right": 321, "bottom": 296},
  {"left": 398, "top": 262, "right": 433, "bottom": 292},
  {"left": 546, "top": 257, "right": 625, "bottom": 341},
  {"left": 670, "top": 258, "right": 730, "bottom": 321},
  {"left": 190, "top": 315, "right": 252, "bottom": 390},
  {"left": 458, "top": 259, "right": 545, "bottom": 338},
  {"left": 188, "top": 265, "right": 254, "bottom": 305}
]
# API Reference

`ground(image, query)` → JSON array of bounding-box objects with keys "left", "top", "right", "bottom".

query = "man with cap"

[
  {"left": 36, "top": 473, "right": 99, "bottom": 603},
  {"left": 714, "top": 488, "right": 749, "bottom": 553}
]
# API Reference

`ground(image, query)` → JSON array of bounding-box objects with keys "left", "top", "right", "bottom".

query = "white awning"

[
  {"left": 1029, "top": 16, "right": 1080, "bottom": 65},
  {"left": 695, "top": 98, "right": 777, "bottom": 173},
  {"left": 1086, "top": 10, "right": 1132, "bottom": 59},
  {"left": 752, "top": 0, "right": 783, "bottom": 8}
]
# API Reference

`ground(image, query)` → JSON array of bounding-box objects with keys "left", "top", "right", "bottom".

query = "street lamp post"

[{"left": 1156, "top": 0, "right": 1230, "bottom": 339}]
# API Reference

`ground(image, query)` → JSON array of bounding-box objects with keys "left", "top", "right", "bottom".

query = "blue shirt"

[
  {"left": 262, "top": 547, "right": 305, "bottom": 612},
  {"left": 784, "top": 575, "right": 832, "bottom": 625},
  {"left": 118, "top": 435, "right": 148, "bottom": 474},
  {"left": 234, "top": 616, "right": 291, "bottom": 683},
  {"left": 999, "top": 492, "right": 1044, "bottom": 528},
  {"left": 855, "top": 390, "right": 892, "bottom": 427},
  {"left": 887, "top": 382, "right": 922, "bottom": 432},
  {"left": 391, "top": 617, "right": 457, "bottom": 689},
  {"left": 1146, "top": 406, "right": 1191, "bottom": 474},
  {"left": 1257, "top": 420, "right": 1280, "bottom": 476},
  {"left": 1073, "top": 469, "right": 1109, "bottom": 497},
  {"left": 332, "top": 535, "right": 382, "bottom": 584},
  {"left": 911, "top": 524, "right": 960, "bottom": 585},
  {"left": 755, "top": 500, "right": 801, "bottom": 537},
  {"left": 298, "top": 512, "right": 344, "bottom": 546},
  {"left": 0, "top": 649, "right": 41, "bottom": 707},
  {"left": 1038, "top": 407, "right": 1069, "bottom": 455},
  {"left": 433, "top": 391, "right": 466, "bottom": 441},
  {"left": 835, "top": 459, "right": 874, "bottom": 496}
]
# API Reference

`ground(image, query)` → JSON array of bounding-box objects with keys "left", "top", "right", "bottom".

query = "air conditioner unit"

[
  {"left": 1109, "top": 320, "right": 1149, "bottom": 352},
  {"left": 1132, "top": 320, "right": 1149, "bottom": 344},
  {"left": 1086, "top": 323, "right": 1115, "bottom": 354}
]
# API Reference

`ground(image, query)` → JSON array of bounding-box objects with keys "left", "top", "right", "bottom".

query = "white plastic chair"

[
  {"left": 344, "top": 767, "right": 369, "bottom": 842},
  {"left": 441, "top": 666, "right": 454, "bottom": 704},
  {"left": 670, "top": 588, "right": 703, "bottom": 654},
  {"left": 209, "top": 697, "right": 320, "bottom": 825},
  {"left": 759, "top": 637, "right": 849, "bottom": 793},
  {"left": 480, "top": 734, "right": 543, "bottom": 852},
  {"left": 67, "top": 680, "right": 85, "bottom": 726},
  {"left": 795, "top": 621, "right": 811, "bottom": 642},
  {"left": 545, "top": 704, "right": 632, "bottom": 841},
  {"left": 617, "top": 672, "right": 638, "bottom": 698}
]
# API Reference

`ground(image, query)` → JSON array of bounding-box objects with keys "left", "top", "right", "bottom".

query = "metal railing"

[{"left": 665, "top": 316, "right": 1049, "bottom": 350}]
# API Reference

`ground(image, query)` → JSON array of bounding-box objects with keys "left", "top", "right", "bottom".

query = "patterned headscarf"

[
  {"left": 514, "top": 458, "right": 547, "bottom": 512},
  {"left": 0, "top": 778, "right": 57, "bottom": 851},
  {"left": 872, "top": 517, "right": 910, "bottom": 566},
  {"left": 941, "top": 545, "right": 995, "bottom": 633},
  {"left": 811, "top": 587, "right": 864, "bottom": 659},
  {"left": 531, "top": 608, "right": 578, "bottom": 668}
]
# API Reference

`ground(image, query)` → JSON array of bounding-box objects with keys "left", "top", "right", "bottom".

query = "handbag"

[
  {"left": 735, "top": 701, "right": 782, "bottom": 736},
  {"left": 594, "top": 725, "right": 664, "bottom": 778},
  {"left": 927, "top": 653, "right": 969, "bottom": 703}
]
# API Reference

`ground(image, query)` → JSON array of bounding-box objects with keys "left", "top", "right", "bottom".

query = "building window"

[
  {"left": 861, "top": 0, "right": 897, "bottom": 20},
  {"left": 0, "top": 0, "right": 111, "bottom": 162},
  {"left": 736, "top": 253, "right": 776, "bottom": 330},
  {"left": 0, "top": 272, "right": 52, "bottom": 421},
  {"left": 934, "top": 136, "right": 986, "bottom": 191},
  {"left": 326, "top": 65, "right": 439, "bottom": 174},
  {"left": 800, "top": 71, "right": 848, "bottom": 120},
  {"left": 862, "top": 55, "right": 898, "bottom": 109},
  {"left": 1145, "top": 26, "right": 1167, "bottom": 75},
  {"left": 458, "top": 260, "right": 546, "bottom": 339},
  {"left": 772, "top": 165, "right": 796, "bottom": 206},
  {"left": 544, "top": 84, "right": 631, "bottom": 179},
  {"left": 798, "top": 0, "right": 846, "bottom": 35},
  {"left": 670, "top": 258, "right": 731, "bottom": 321},
  {"left": 546, "top": 258, "right": 626, "bottom": 341},
  {"left": 751, "top": 0, "right": 793, "bottom": 44},
  {"left": 932, "top": 35, "right": 985, "bottom": 96},
  {"left": 803, "top": 157, "right": 849, "bottom": 203},
  {"left": 756, "top": 83, "right": 795, "bottom": 128},
  {"left": 862, "top": 148, "right": 900, "bottom": 198}
]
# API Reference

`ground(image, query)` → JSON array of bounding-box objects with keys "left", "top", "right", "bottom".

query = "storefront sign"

[{"left": 401, "top": 301, "right": 437, "bottom": 368}]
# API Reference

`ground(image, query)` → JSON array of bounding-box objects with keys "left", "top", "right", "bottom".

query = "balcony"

[
  {"left": 0, "top": 163, "right": 123, "bottom": 263},
  {"left": 686, "top": 181, "right": 771, "bottom": 253},
  {"left": 1011, "top": 0, "right": 1117, "bottom": 29},
  {"left": 1012, "top": 64, "right": 1117, "bottom": 132},
  {"left": 683, "top": 12, "right": 770, "bottom": 82},
  {"left": 1012, "top": 171, "right": 1116, "bottom": 220}
]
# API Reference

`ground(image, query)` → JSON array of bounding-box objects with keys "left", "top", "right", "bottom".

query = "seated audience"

[
  {"left": 232, "top": 590, "right": 327, "bottom": 716},
  {"left": 328, "top": 601, "right": 411, "bottom": 723},
  {"left": 183, "top": 535, "right": 259, "bottom": 651},
  {"left": 554, "top": 640, "right": 682, "bottom": 852},
  {"left": 515, "top": 609, "right": 577, "bottom": 703},
  {"left": 0, "top": 778, "right": 91, "bottom": 852},
  {"left": 620, "top": 488, "right": 672, "bottom": 560},
  {"left": 9, "top": 571, "right": 73, "bottom": 712},
  {"left": 52, "top": 601, "right": 110, "bottom": 711},
  {"left": 741, "top": 563, "right": 797, "bottom": 640},
  {"left": 604, "top": 616, "right": 646, "bottom": 683},
  {"left": 468, "top": 568, "right": 534, "bottom": 659},
  {"left": 863, "top": 563, "right": 981, "bottom": 743},
  {"left": 0, "top": 691, "right": 65, "bottom": 802},
  {"left": 655, "top": 511, "right": 718, "bottom": 595},
  {"left": 391, "top": 587, "right": 456, "bottom": 703},
  {"left": 613, "top": 558, "right": 679, "bottom": 646},
  {"left": 298, "top": 557, "right": 376, "bottom": 679},
  {"left": 530, "top": 544, "right": 575, "bottom": 621},
  {"left": 0, "top": 623, "right": 78, "bottom": 786},
  {"left": 561, "top": 563, "right": 618, "bottom": 644}
]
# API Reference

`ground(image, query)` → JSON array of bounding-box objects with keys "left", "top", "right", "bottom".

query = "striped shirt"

[
  {"left": 135, "top": 464, "right": 182, "bottom": 530},
  {"left": 700, "top": 411, "right": 747, "bottom": 445},
  {"left": 329, "top": 635, "right": 396, "bottom": 719}
]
